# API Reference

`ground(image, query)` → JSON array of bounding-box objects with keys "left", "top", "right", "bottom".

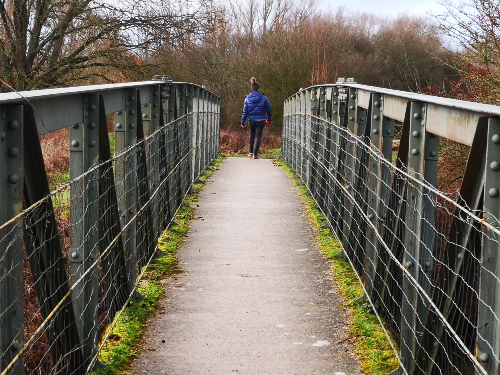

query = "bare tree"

[{"left": 0, "top": 0, "right": 213, "bottom": 91}]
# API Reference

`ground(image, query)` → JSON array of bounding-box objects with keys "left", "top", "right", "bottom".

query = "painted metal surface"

[
  {"left": 282, "top": 80, "right": 500, "bottom": 375},
  {"left": 0, "top": 79, "right": 220, "bottom": 374}
]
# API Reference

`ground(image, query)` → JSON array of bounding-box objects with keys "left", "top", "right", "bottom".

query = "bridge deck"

[{"left": 125, "top": 157, "right": 361, "bottom": 374}]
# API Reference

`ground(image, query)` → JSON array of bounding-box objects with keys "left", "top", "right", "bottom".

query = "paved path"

[{"left": 126, "top": 157, "right": 362, "bottom": 375}]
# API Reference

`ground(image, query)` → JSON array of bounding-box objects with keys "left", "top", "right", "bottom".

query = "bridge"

[{"left": 0, "top": 76, "right": 500, "bottom": 375}]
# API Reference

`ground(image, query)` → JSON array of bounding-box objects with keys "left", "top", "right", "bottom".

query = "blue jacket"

[{"left": 241, "top": 92, "right": 272, "bottom": 124}]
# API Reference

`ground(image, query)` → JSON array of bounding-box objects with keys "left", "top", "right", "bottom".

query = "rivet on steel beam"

[
  {"left": 349, "top": 105, "right": 354, "bottom": 110},
  {"left": 117, "top": 111, "right": 122, "bottom": 115},
  {"left": 493, "top": 134, "right": 500, "bottom": 144},
  {"left": 333, "top": 111, "right": 337, "bottom": 114},
  {"left": 154, "top": 114, "right": 159, "bottom": 118},
  {"left": 130, "top": 123, "right": 136, "bottom": 129},
  {"left": 334, "top": 93, "right": 338, "bottom": 96},
  {"left": 405, "top": 261, "right": 412, "bottom": 268},
  {"left": 386, "top": 130, "right": 393, "bottom": 135},
  {"left": 373, "top": 115, "right": 380, "bottom": 120},
  {"left": 71, "top": 140, "right": 79, "bottom": 147},
  {"left": 71, "top": 252, "right": 78, "bottom": 259},
  {"left": 350, "top": 95, "right": 355, "bottom": 99},
  {"left": 8, "top": 174, "right": 19, "bottom": 184},
  {"left": 412, "top": 131, "right": 420, "bottom": 138},
  {"left": 372, "top": 129, "right": 379, "bottom": 135},
  {"left": 89, "top": 122, "right": 96, "bottom": 129},
  {"left": 130, "top": 110, "right": 136, "bottom": 115},
  {"left": 479, "top": 352, "right": 489, "bottom": 363},
  {"left": 116, "top": 123, "right": 123, "bottom": 129},
  {"left": 154, "top": 103, "right": 159, "bottom": 107},
  {"left": 457, "top": 252, "right": 463, "bottom": 259},
  {"left": 89, "top": 140, "right": 96, "bottom": 147},
  {"left": 130, "top": 96, "right": 136, "bottom": 101},
  {"left": 0, "top": 132, "right": 5, "bottom": 140},
  {"left": 411, "top": 149, "right": 419, "bottom": 155},
  {"left": 491, "top": 161, "right": 500, "bottom": 171},
  {"left": 143, "top": 114, "right": 148, "bottom": 118},
  {"left": 8, "top": 120, "right": 19, "bottom": 129},
  {"left": 72, "top": 123, "right": 79, "bottom": 129},
  {"left": 489, "top": 188, "right": 499, "bottom": 197},
  {"left": 8, "top": 147, "right": 19, "bottom": 157},
  {"left": 89, "top": 104, "right": 96, "bottom": 111},
  {"left": 430, "top": 151, "right": 437, "bottom": 157},
  {"left": 349, "top": 117, "right": 354, "bottom": 121},
  {"left": 413, "top": 113, "right": 421, "bottom": 119},
  {"left": 374, "top": 101, "right": 380, "bottom": 107},
  {"left": 11, "top": 341, "right": 20, "bottom": 351},
  {"left": 333, "top": 101, "right": 337, "bottom": 105}
]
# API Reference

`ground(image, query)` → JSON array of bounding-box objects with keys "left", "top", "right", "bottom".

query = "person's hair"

[{"left": 251, "top": 77, "right": 260, "bottom": 92}]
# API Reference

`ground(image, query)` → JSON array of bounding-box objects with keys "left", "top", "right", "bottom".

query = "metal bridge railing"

[
  {"left": 282, "top": 79, "right": 500, "bottom": 375},
  {"left": 0, "top": 78, "right": 220, "bottom": 374}
]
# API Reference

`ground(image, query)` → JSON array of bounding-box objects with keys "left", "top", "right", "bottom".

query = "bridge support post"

[
  {"left": 141, "top": 85, "right": 162, "bottom": 241},
  {"left": 364, "top": 93, "right": 386, "bottom": 298},
  {"left": 115, "top": 89, "right": 140, "bottom": 296},
  {"left": 0, "top": 105, "right": 24, "bottom": 375},
  {"left": 69, "top": 93, "right": 102, "bottom": 370},
  {"left": 190, "top": 86, "right": 199, "bottom": 181},
  {"left": 476, "top": 117, "right": 500, "bottom": 375},
  {"left": 399, "top": 101, "right": 439, "bottom": 374},
  {"left": 341, "top": 87, "right": 357, "bottom": 249}
]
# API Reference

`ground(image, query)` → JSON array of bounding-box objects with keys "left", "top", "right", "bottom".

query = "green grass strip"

[
  {"left": 91, "top": 155, "right": 224, "bottom": 375},
  {"left": 275, "top": 157, "right": 399, "bottom": 375}
]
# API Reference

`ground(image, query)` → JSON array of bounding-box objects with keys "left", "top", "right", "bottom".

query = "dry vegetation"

[{"left": 219, "top": 128, "right": 282, "bottom": 155}]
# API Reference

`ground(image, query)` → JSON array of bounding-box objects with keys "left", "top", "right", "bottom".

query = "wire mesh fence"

[
  {"left": 282, "top": 83, "right": 500, "bottom": 375},
  {"left": 0, "top": 80, "right": 220, "bottom": 374}
]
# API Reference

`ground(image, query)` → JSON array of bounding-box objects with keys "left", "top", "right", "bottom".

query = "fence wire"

[
  {"left": 0, "top": 110, "right": 219, "bottom": 375},
  {"left": 282, "top": 113, "right": 497, "bottom": 375}
]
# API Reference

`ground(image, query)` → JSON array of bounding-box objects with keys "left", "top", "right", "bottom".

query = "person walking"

[{"left": 241, "top": 77, "right": 272, "bottom": 159}]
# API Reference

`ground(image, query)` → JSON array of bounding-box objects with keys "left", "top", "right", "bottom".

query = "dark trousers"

[{"left": 249, "top": 120, "right": 266, "bottom": 156}]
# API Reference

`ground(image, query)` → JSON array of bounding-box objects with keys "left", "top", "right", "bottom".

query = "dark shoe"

[{"left": 253, "top": 155, "right": 259, "bottom": 159}]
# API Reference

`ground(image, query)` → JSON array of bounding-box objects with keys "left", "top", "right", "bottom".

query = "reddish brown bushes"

[
  {"left": 219, "top": 128, "right": 281, "bottom": 155},
  {"left": 39, "top": 128, "right": 70, "bottom": 179}
]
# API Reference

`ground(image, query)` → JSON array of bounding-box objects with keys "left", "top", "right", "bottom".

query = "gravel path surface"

[{"left": 125, "top": 157, "right": 362, "bottom": 375}]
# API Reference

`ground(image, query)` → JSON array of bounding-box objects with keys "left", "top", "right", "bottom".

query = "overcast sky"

[{"left": 316, "top": 0, "right": 449, "bottom": 18}]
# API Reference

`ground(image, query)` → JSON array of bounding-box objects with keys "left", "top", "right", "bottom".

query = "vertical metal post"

[
  {"left": 318, "top": 87, "right": 328, "bottom": 212},
  {"left": 69, "top": 93, "right": 101, "bottom": 369},
  {"left": 400, "top": 101, "right": 429, "bottom": 373},
  {"left": 364, "top": 93, "right": 383, "bottom": 296},
  {"left": 148, "top": 85, "right": 161, "bottom": 240},
  {"left": 216, "top": 96, "right": 221, "bottom": 157},
  {"left": 304, "top": 89, "right": 312, "bottom": 186},
  {"left": 341, "top": 87, "right": 357, "bottom": 248},
  {"left": 192, "top": 86, "right": 200, "bottom": 178},
  {"left": 0, "top": 105, "right": 24, "bottom": 375},
  {"left": 294, "top": 94, "right": 301, "bottom": 172},
  {"left": 115, "top": 89, "right": 139, "bottom": 295},
  {"left": 477, "top": 117, "right": 500, "bottom": 375}
]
